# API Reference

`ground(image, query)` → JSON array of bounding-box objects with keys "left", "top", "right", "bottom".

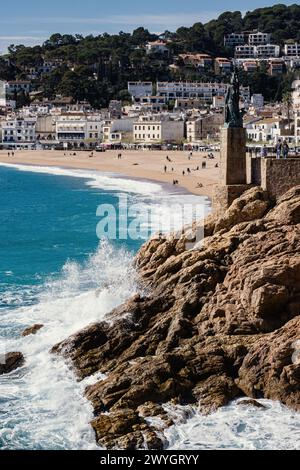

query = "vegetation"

[{"left": 0, "top": 4, "right": 299, "bottom": 107}]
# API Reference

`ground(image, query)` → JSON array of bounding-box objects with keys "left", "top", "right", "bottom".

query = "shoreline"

[{"left": 0, "top": 150, "right": 220, "bottom": 198}]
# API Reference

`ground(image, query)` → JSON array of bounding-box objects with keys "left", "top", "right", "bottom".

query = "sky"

[{"left": 0, "top": 0, "right": 297, "bottom": 53}]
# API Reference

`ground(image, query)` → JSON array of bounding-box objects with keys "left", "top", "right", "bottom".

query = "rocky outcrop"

[
  {"left": 22, "top": 324, "right": 44, "bottom": 337},
  {"left": 53, "top": 186, "right": 300, "bottom": 449},
  {"left": 0, "top": 352, "right": 25, "bottom": 374}
]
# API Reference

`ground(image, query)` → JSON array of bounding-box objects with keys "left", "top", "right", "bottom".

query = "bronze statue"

[{"left": 224, "top": 70, "right": 244, "bottom": 128}]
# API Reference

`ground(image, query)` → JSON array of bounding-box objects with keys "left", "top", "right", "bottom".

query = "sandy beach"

[{"left": 0, "top": 149, "right": 220, "bottom": 198}]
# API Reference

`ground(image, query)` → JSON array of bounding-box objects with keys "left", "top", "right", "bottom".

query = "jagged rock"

[
  {"left": 53, "top": 185, "right": 300, "bottom": 449},
  {"left": 0, "top": 352, "right": 25, "bottom": 374},
  {"left": 213, "top": 187, "right": 270, "bottom": 234},
  {"left": 22, "top": 324, "right": 44, "bottom": 337},
  {"left": 237, "top": 399, "right": 266, "bottom": 409},
  {"left": 237, "top": 316, "right": 300, "bottom": 411}
]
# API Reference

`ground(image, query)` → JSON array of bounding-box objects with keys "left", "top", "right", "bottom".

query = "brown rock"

[
  {"left": 52, "top": 185, "right": 300, "bottom": 449},
  {"left": 22, "top": 324, "right": 44, "bottom": 337},
  {"left": 0, "top": 352, "right": 25, "bottom": 374},
  {"left": 237, "top": 399, "right": 266, "bottom": 409}
]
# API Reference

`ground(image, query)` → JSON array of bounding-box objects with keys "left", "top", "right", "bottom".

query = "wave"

[
  {"left": 163, "top": 401, "right": 300, "bottom": 450},
  {"left": 0, "top": 240, "right": 138, "bottom": 450},
  {"left": 0, "top": 162, "right": 162, "bottom": 195}
]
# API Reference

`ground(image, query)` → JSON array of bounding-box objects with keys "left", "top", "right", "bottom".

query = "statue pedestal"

[
  {"left": 213, "top": 127, "right": 249, "bottom": 215},
  {"left": 213, "top": 184, "right": 251, "bottom": 216},
  {"left": 220, "top": 127, "right": 247, "bottom": 185}
]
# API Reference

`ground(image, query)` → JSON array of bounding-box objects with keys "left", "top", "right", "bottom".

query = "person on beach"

[
  {"left": 261, "top": 145, "right": 268, "bottom": 158},
  {"left": 182, "top": 171, "right": 185, "bottom": 176},
  {"left": 164, "top": 165, "right": 167, "bottom": 173},
  {"left": 276, "top": 141, "right": 282, "bottom": 160},
  {"left": 202, "top": 161, "right": 206, "bottom": 169},
  {"left": 283, "top": 141, "right": 289, "bottom": 159}
]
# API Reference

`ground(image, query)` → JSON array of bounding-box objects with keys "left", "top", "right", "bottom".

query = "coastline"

[{"left": 0, "top": 150, "right": 220, "bottom": 198}]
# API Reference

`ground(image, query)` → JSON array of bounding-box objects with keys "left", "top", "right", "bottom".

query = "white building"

[
  {"left": 128, "top": 81, "right": 153, "bottom": 99},
  {"left": 256, "top": 44, "right": 280, "bottom": 58},
  {"left": 0, "top": 80, "right": 6, "bottom": 107},
  {"left": 186, "top": 113, "right": 224, "bottom": 143},
  {"left": 146, "top": 40, "right": 169, "bottom": 55},
  {"left": 246, "top": 118, "right": 281, "bottom": 142},
  {"left": 235, "top": 45, "right": 256, "bottom": 59},
  {"left": 292, "top": 79, "right": 300, "bottom": 144},
  {"left": 56, "top": 113, "right": 103, "bottom": 148},
  {"left": 248, "top": 31, "right": 271, "bottom": 45},
  {"left": 1, "top": 117, "right": 36, "bottom": 148},
  {"left": 133, "top": 115, "right": 184, "bottom": 144},
  {"left": 156, "top": 81, "right": 227, "bottom": 103},
  {"left": 251, "top": 94, "right": 264, "bottom": 109},
  {"left": 6, "top": 81, "right": 31, "bottom": 96},
  {"left": 283, "top": 43, "right": 300, "bottom": 58},
  {"left": 157, "top": 81, "right": 250, "bottom": 104},
  {"left": 224, "top": 33, "right": 245, "bottom": 48},
  {"left": 134, "top": 96, "right": 166, "bottom": 113},
  {"left": 102, "top": 117, "right": 135, "bottom": 144}
]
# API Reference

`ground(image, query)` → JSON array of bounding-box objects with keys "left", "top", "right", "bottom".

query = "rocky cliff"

[{"left": 53, "top": 186, "right": 300, "bottom": 450}]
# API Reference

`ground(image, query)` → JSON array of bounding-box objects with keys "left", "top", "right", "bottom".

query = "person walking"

[
  {"left": 276, "top": 141, "right": 282, "bottom": 160},
  {"left": 261, "top": 145, "right": 268, "bottom": 158},
  {"left": 283, "top": 141, "right": 289, "bottom": 160}
]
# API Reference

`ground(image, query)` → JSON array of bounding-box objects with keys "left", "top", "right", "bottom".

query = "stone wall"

[{"left": 250, "top": 157, "right": 300, "bottom": 201}]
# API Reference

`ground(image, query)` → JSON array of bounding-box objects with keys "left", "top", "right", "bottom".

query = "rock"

[
  {"left": 52, "top": 185, "right": 300, "bottom": 449},
  {"left": 237, "top": 399, "right": 266, "bottom": 409},
  {"left": 0, "top": 352, "right": 25, "bottom": 375},
  {"left": 90, "top": 409, "right": 164, "bottom": 450},
  {"left": 22, "top": 324, "right": 44, "bottom": 337},
  {"left": 213, "top": 187, "right": 270, "bottom": 234}
]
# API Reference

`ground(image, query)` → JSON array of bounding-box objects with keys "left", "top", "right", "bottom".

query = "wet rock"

[
  {"left": 53, "top": 185, "right": 300, "bottom": 449},
  {"left": 237, "top": 399, "right": 267, "bottom": 409},
  {"left": 22, "top": 324, "right": 44, "bottom": 337},
  {"left": 0, "top": 352, "right": 25, "bottom": 375}
]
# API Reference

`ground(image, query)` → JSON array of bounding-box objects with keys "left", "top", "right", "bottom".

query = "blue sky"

[{"left": 0, "top": 0, "right": 297, "bottom": 53}]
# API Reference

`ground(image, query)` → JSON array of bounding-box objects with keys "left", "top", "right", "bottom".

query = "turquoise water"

[
  {"left": 0, "top": 163, "right": 205, "bottom": 450},
  {"left": 0, "top": 164, "right": 298, "bottom": 451},
  {"left": 0, "top": 165, "right": 142, "bottom": 310}
]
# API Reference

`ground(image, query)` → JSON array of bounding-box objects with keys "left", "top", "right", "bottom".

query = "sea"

[{"left": 0, "top": 163, "right": 299, "bottom": 450}]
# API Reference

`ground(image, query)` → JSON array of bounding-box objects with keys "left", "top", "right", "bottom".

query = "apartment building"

[
  {"left": 102, "top": 117, "right": 135, "bottom": 143},
  {"left": 186, "top": 113, "right": 224, "bottom": 142},
  {"left": 251, "top": 94, "right": 264, "bottom": 109},
  {"left": 156, "top": 81, "right": 227, "bottom": 103},
  {"left": 6, "top": 81, "right": 31, "bottom": 96},
  {"left": 146, "top": 40, "right": 169, "bottom": 56},
  {"left": 224, "top": 33, "right": 245, "bottom": 48},
  {"left": 242, "top": 60, "right": 259, "bottom": 72},
  {"left": 174, "top": 98, "right": 203, "bottom": 110},
  {"left": 246, "top": 118, "right": 281, "bottom": 142},
  {"left": 179, "top": 53, "right": 213, "bottom": 68},
  {"left": 133, "top": 115, "right": 184, "bottom": 144},
  {"left": 56, "top": 113, "right": 102, "bottom": 147},
  {"left": 128, "top": 81, "right": 153, "bottom": 99},
  {"left": 248, "top": 31, "right": 271, "bottom": 45},
  {"left": 214, "top": 57, "right": 232, "bottom": 75},
  {"left": 283, "top": 43, "right": 300, "bottom": 58},
  {"left": 235, "top": 45, "right": 256, "bottom": 59},
  {"left": 256, "top": 44, "right": 280, "bottom": 58},
  {"left": 1, "top": 117, "right": 36, "bottom": 148},
  {"left": 269, "top": 59, "right": 285, "bottom": 76},
  {"left": 292, "top": 79, "right": 300, "bottom": 144},
  {"left": 134, "top": 96, "right": 166, "bottom": 112}
]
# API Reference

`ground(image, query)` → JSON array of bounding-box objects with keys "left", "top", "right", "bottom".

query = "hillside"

[{"left": 0, "top": 3, "right": 299, "bottom": 106}]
